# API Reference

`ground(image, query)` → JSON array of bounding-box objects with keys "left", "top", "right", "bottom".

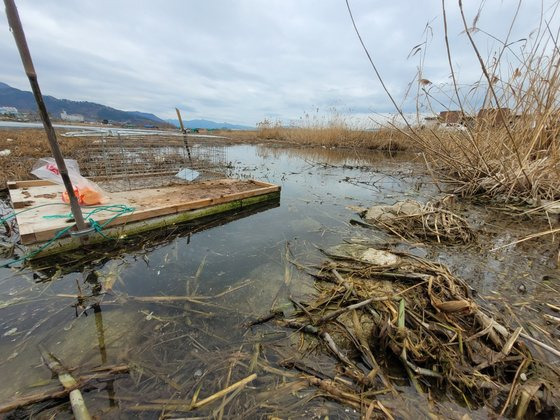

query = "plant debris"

[
  {"left": 357, "top": 197, "right": 474, "bottom": 243},
  {"left": 273, "top": 244, "right": 560, "bottom": 417}
]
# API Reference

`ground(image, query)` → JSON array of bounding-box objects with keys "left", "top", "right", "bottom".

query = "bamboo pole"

[{"left": 4, "top": 0, "right": 87, "bottom": 233}]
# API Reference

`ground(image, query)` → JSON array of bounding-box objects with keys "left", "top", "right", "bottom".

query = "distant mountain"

[
  {"left": 0, "top": 82, "right": 169, "bottom": 126},
  {"left": 166, "top": 118, "right": 253, "bottom": 130}
]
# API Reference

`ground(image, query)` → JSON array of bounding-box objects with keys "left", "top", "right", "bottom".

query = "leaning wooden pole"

[
  {"left": 4, "top": 0, "right": 87, "bottom": 232},
  {"left": 175, "top": 107, "right": 193, "bottom": 165}
]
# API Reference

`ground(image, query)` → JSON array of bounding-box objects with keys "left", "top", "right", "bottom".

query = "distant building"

[
  {"left": 438, "top": 110, "right": 475, "bottom": 128},
  {"left": 60, "top": 110, "right": 84, "bottom": 122},
  {"left": 476, "top": 108, "right": 512, "bottom": 127},
  {"left": 0, "top": 106, "right": 18, "bottom": 115},
  {"left": 439, "top": 110, "right": 464, "bottom": 124}
]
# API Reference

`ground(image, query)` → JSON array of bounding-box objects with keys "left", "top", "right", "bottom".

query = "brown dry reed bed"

[
  {"left": 273, "top": 246, "right": 560, "bottom": 418},
  {"left": 0, "top": 126, "right": 411, "bottom": 192},
  {"left": 0, "top": 129, "right": 87, "bottom": 188},
  {"left": 362, "top": 1, "right": 560, "bottom": 205},
  {"left": 256, "top": 118, "right": 412, "bottom": 151}
]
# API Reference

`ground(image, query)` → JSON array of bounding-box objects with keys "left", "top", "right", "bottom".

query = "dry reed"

[
  {"left": 256, "top": 116, "right": 412, "bottom": 150},
  {"left": 391, "top": 2, "right": 560, "bottom": 203},
  {"left": 357, "top": 197, "right": 474, "bottom": 244}
]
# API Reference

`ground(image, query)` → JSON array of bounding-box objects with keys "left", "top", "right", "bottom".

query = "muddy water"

[{"left": 0, "top": 145, "right": 558, "bottom": 418}]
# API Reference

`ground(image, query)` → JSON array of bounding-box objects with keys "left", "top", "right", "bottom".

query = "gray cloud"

[{"left": 0, "top": 0, "right": 554, "bottom": 126}]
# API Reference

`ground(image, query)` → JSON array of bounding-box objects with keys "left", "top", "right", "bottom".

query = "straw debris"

[
  {"left": 357, "top": 197, "right": 474, "bottom": 243},
  {"left": 277, "top": 244, "right": 560, "bottom": 417}
]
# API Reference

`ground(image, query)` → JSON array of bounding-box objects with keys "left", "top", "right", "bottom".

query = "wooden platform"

[{"left": 8, "top": 178, "right": 280, "bottom": 257}]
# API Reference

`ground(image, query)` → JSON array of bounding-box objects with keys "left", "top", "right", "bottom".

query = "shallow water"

[{"left": 0, "top": 144, "right": 558, "bottom": 418}]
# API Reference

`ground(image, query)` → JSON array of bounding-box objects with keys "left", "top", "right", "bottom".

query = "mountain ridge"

[
  {"left": 0, "top": 82, "right": 168, "bottom": 126},
  {"left": 1, "top": 82, "right": 253, "bottom": 129}
]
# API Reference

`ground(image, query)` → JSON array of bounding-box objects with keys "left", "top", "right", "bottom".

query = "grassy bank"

[{"left": 256, "top": 122, "right": 411, "bottom": 150}]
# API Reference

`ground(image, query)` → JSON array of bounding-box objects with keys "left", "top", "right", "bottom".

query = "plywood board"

[
  {"left": 8, "top": 178, "right": 280, "bottom": 245},
  {"left": 26, "top": 191, "right": 280, "bottom": 258}
]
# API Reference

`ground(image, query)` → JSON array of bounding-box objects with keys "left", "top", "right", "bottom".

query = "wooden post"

[
  {"left": 4, "top": 0, "right": 87, "bottom": 233},
  {"left": 175, "top": 107, "right": 193, "bottom": 165}
]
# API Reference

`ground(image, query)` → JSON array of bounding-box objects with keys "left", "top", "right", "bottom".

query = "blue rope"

[{"left": 1, "top": 204, "right": 135, "bottom": 267}]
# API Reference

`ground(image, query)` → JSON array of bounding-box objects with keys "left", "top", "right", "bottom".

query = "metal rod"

[{"left": 4, "top": 0, "right": 87, "bottom": 231}]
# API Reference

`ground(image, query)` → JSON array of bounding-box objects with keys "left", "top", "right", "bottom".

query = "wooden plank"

[
  {"left": 9, "top": 179, "right": 279, "bottom": 243},
  {"left": 173, "top": 185, "right": 280, "bottom": 212},
  {"left": 12, "top": 180, "right": 57, "bottom": 188},
  {"left": 30, "top": 189, "right": 278, "bottom": 242},
  {"left": 76, "top": 185, "right": 278, "bottom": 233},
  {"left": 250, "top": 180, "right": 280, "bottom": 188},
  {"left": 13, "top": 200, "right": 34, "bottom": 209},
  {"left": 19, "top": 225, "right": 37, "bottom": 245},
  {"left": 26, "top": 182, "right": 281, "bottom": 244},
  {"left": 8, "top": 181, "right": 61, "bottom": 210},
  {"left": 9, "top": 187, "right": 35, "bottom": 208},
  {"left": 27, "top": 191, "right": 280, "bottom": 258},
  {"left": 97, "top": 185, "right": 280, "bottom": 230}
]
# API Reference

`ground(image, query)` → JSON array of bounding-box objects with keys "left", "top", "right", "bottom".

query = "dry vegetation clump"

[
  {"left": 256, "top": 116, "right": 412, "bottom": 150},
  {"left": 0, "top": 129, "right": 86, "bottom": 188},
  {"left": 280, "top": 245, "right": 560, "bottom": 417},
  {"left": 357, "top": 197, "right": 474, "bottom": 244},
  {"left": 399, "top": 2, "right": 560, "bottom": 204}
]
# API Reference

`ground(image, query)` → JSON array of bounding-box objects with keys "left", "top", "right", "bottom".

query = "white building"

[
  {"left": 61, "top": 110, "right": 84, "bottom": 122},
  {"left": 0, "top": 106, "right": 18, "bottom": 115}
]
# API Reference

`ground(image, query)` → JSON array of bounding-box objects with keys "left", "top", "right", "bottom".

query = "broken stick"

[{"left": 38, "top": 345, "right": 92, "bottom": 420}]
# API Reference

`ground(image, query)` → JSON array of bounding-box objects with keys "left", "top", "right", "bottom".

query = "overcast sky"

[{"left": 0, "top": 1, "right": 555, "bottom": 126}]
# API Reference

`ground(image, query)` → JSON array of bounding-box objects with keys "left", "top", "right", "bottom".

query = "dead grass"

[
  {"left": 211, "top": 121, "right": 413, "bottom": 150},
  {"left": 357, "top": 197, "right": 474, "bottom": 244},
  {"left": 255, "top": 118, "right": 412, "bottom": 150},
  {"left": 341, "top": 0, "right": 560, "bottom": 204},
  {"left": 383, "top": 2, "right": 560, "bottom": 204},
  {"left": 0, "top": 129, "right": 86, "bottom": 188},
  {"left": 413, "top": 122, "right": 560, "bottom": 203},
  {"left": 211, "top": 129, "right": 260, "bottom": 143},
  {"left": 279, "top": 245, "right": 560, "bottom": 417}
]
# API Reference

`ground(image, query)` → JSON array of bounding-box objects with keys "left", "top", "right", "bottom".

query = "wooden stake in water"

[{"left": 4, "top": 0, "right": 87, "bottom": 233}]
